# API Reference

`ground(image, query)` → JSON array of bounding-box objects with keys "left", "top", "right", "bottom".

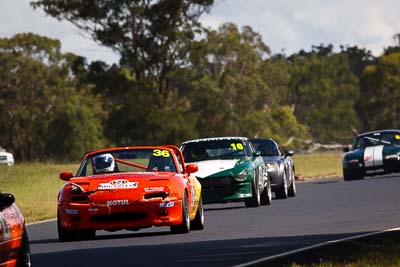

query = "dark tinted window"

[
  {"left": 354, "top": 132, "right": 400, "bottom": 149},
  {"left": 250, "top": 139, "right": 280, "bottom": 156},
  {"left": 182, "top": 139, "right": 250, "bottom": 163}
]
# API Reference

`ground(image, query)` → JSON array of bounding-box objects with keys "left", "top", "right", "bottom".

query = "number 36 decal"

[{"left": 153, "top": 149, "right": 170, "bottom": 157}]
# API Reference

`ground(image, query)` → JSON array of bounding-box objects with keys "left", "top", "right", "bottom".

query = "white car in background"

[{"left": 0, "top": 151, "right": 14, "bottom": 166}]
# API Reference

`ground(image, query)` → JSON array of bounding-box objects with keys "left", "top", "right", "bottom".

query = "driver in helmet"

[
  {"left": 93, "top": 153, "right": 115, "bottom": 174},
  {"left": 191, "top": 146, "right": 208, "bottom": 161}
]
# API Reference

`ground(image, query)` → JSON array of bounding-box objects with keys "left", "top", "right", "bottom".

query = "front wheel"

[
  {"left": 16, "top": 226, "right": 31, "bottom": 267},
  {"left": 275, "top": 171, "right": 288, "bottom": 199},
  {"left": 260, "top": 178, "right": 272, "bottom": 205},
  {"left": 57, "top": 212, "right": 95, "bottom": 242},
  {"left": 288, "top": 173, "right": 296, "bottom": 197},
  {"left": 191, "top": 196, "right": 205, "bottom": 230},
  {"left": 343, "top": 169, "right": 364, "bottom": 181},
  {"left": 245, "top": 174, "right": 261, "bottom": 208},
  {"left": 171, "top": 192, "right": 190, "bottom": 234}
]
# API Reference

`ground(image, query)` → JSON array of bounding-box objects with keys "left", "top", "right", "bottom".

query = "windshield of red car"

[{"left": 76, "top": 148, "right": 178, "bottom": 177}]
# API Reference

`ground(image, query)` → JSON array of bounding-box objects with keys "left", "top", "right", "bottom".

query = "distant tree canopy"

[
  {"left": 0, "top": 33, "right": 107, "bottom": 161},
  {"left": 0, "top": 2, "right": 399, "bottom": 161},
  {"left": 31, "top": 0, "right": 214, "bottom": 98}
]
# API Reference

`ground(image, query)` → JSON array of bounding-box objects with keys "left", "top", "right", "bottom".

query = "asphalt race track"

[{"left": 28, "top": 175, "right": 400, "bottom": 266}]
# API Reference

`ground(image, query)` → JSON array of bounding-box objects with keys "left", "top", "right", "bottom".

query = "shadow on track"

[{"left": 31, "top": 231, "right": 372, "bottom": 267}]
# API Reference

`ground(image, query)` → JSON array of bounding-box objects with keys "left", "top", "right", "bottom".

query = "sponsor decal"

[
  {"left": 144, "top": 187, "right": 165, "bottom": 192},
  {"left": 159, "top": 202, "right": 174, "bottom": 208},
  {"left": 88, "top": 208, "right": 98, "bottom": 213},
  {"left": 65, "top": 208, "right": 78, "bottom": 215},
  {"left": 106, "top": 199, "right": 130, "bottom": 206},
  {"left": 98, "top": 179, "right": 138, "bottom": 189}
]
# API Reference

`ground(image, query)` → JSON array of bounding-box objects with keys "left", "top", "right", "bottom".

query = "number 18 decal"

[{"left": 230, "top": 143, "right": 244, "bottom": 150}]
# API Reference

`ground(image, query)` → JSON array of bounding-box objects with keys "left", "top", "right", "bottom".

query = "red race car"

[
  {"left": 57, "top": 145, "right": 204, "bottom": 241},
  {"left": 0, "top": 192, "right": 31, "bottom": 267}
]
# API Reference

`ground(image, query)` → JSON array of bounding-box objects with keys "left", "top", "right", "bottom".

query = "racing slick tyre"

[
  {"left": 275, "top": 171, "right": 288, "bottom": 199},
  {"left": 171, "top": 192, "right": 190, "bottom": 234},
  {"left": 260, "top": 180, "right": 272, "bottom": 205},
  {"left": 343, "top": 169, "right": 364, "bottom": 181},
  {"left": 16, "top": 226, "right": 31, "bottom": 267},
  {"left": 190, "top": 196, "right": 205, "bottom": 230},
  {"left": 288, "top": 176, "right": 296, "bottom": 197},
  {"left": 57, "top": 212, "right": 95, "bottom": 241},
  {"left": 245, "top": 174, "right": 261, "bottom": 208}
]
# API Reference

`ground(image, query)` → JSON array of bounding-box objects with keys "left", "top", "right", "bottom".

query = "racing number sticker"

[
  {"left": 153, "top": 149, "right": 170, "bottom": 157},
  {"left": 230, "top": 143, "right": 244, "bottom": 150}
]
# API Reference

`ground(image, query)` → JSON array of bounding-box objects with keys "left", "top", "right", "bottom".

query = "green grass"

[
  {"left": 0, "top": 163, "right": 78, "bottom": 223},
  {"left": 283, "top": 230, "right": 400, "bottom": 267},
  {"left": 293, "top": 152, "right": 343, "bottom": 178}
]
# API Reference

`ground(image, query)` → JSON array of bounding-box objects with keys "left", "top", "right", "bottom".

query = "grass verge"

[
  {"left": 0, "top": 163, "right": 78, "bottom": 223},
  {"left": 264, "top": 230, "right": 400, "bottom": 267},
  {"left": 293, "top": 152, "right": 343, "bottom": 179}
]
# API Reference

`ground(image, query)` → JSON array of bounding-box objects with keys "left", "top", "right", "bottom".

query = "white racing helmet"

[{"left": 94, "top": 153, "right": 115, "bottom": 173}]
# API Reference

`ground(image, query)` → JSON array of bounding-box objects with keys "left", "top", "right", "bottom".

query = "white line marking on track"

[{"left": 233, "top": 227, "right": 400, "bottom": 267}]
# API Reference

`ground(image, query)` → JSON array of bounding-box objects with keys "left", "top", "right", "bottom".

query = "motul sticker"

[
  {"left": 98, "top": 179, "right": 138, "bottom": 189},
  {"left": 107, "top": 200, "right": 130, "bottom": 206}
]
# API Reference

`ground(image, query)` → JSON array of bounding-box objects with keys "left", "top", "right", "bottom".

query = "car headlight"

[
  {"left": 71, "top": 183, "right": 85, "bottom": 194},
  {"left": 234, "top": 169, "right": 248, "bottom": 182},
  {"left": 348, "top": 159, "right": 359, "bottom": 164}
]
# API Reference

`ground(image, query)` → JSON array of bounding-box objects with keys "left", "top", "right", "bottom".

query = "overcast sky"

[{"left": 1, "top": 0, "right": 400, "bottom": 64}]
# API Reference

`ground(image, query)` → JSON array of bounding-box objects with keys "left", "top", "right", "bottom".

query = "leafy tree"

[
  {"left": 0, "top": 33, "right": 106, "bottom": 161},
  {"left": 31, "top": 0, "right": 214, "bottom": 98},
  {"left": 289, "top": 51, "right": 360, "bottom": 143},
  {"left": 187, "top": 23, "right": 310, "bottom": 142},
  {"left": 359, "top": 51, "right": 400, "bottom": 130}
]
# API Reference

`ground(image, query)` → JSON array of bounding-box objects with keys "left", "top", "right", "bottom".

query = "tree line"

[{"left": 1, "top": 1, "right": 400, "bottom": 162}]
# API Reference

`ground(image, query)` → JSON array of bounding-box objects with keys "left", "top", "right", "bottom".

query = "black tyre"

[
  {"left": 343, "top": 169, "right": 364, "bottom": 181},
  {"left": 171, "top": 192, "right": 190, "bottom": 234},
  {"left": 57, "top": 212, "right": 92, "bottom": 242},
  {"left": 245, "top": 174, "right": 261, "bottom": 208},
  {"left": 260, "top": 178, "right": 272, "bottom": 205},
  {"left": 275, "top": 171, "right": 288, "bottom": 199},
  {"left": 190, "top": 196, "right": 205, "bottom": 230},
  {"left": 288, "top": 173, "right": 296, "bottom": 197},
  {"left": 16, "top": 226, "right": 31, "bottom": 267}
]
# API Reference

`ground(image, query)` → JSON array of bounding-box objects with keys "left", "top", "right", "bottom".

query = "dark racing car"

[
  {"left": 249, "top": 138, "right": 296, "bottom": 199},
  {"left": 342, "top": 129, "right": 400, "bottom": 180}
]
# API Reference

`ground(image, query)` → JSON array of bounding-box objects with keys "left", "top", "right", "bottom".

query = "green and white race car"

[
  {"left": 181, "top": 137, "right": 272, "bottom": 207},
  {"left": 342, "top": 129, "right": 400, "bottom": 181}
]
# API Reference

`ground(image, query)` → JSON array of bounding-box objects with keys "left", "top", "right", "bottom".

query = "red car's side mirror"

[
  {"left": 0, "top": 193, "right": 15, "bottom": 209},
  {"left": 60, "top": 171, "right": 73, "bottom": 181},
  {"left": 185, "top": 164, "right": 198, "bottom": 174}
]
